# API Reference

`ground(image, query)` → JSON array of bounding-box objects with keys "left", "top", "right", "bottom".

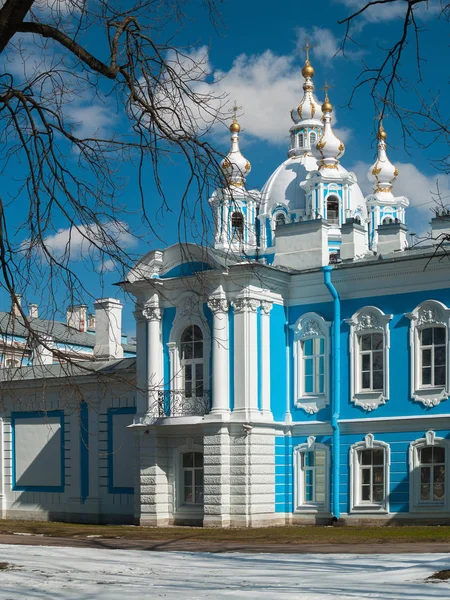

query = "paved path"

[{"left": 0, "top": 533, "right": 449, "bottom": 554}]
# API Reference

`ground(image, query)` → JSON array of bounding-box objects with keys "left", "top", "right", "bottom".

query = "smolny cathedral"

[{"left": 1, "top": 51, "right": 450, "bottom": 527}]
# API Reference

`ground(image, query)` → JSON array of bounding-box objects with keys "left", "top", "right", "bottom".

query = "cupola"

[
  {"left": 312, "top": 87, "right": 345, "bottom": 171},
  {"left": 220, "top": 105, "right": 251, "bottom": 188},
  {"left": 367, "top": 119, "right": 398, "bottom": 197}
]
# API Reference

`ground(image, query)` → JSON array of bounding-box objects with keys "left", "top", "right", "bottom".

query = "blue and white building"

[{"left": 1, "top": 54, "right": 450, "bottom": 526}]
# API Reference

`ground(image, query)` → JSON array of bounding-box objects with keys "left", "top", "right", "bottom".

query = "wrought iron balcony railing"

[{"left": 156, "top": 390, "right": 211, "bottom": 417}]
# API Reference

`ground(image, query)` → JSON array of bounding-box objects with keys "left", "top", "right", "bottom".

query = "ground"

[{"left": 0, "top": 544, "right": 449, "bottom": 599}]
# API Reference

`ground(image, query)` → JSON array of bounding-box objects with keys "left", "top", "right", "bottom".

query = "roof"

[
  {"left": 0, "top": 312, "right": 136, "bottom": 353},
  {"left": 0, "top": 357, "right": 136, "bottom": 383}
]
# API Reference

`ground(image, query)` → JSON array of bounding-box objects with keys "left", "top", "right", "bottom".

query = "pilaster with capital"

[
  {"left": 133, "top": 303, "right": 148, "bottom": 415},
  {"left": 143, "top": 297, "right": 163, "bottom": 410},
  {"left": 260, "top": 300, "right": 273, "bottom": 418},
  {"left": 207, "top": 296, "right": 230, "bottom": 416},
  {"left": 231, "top": 296, "right": 259, "bottom": 418}
]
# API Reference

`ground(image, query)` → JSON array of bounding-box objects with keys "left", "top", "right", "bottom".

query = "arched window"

[
  {"left": 180, "top": 450, "right": 204, "bottom": 505},
  {"left": 382, "top": 216, "right": 393, "bottom": 225},
  {"left": 180, "top": 325, "right": 204, "bottom": 398},
  {"left": 275, "top": 212, "right": 286, "bottom": 228},
  {"left": 406, "top": 300, "right": 450, "bottom": 407},
  {"left": 5, "top": 357, "right": 20, "bottom": 368},
  {"left": 231, "top": 211, "right": 244, "bottom": 240},
  {"left": 354, "top": 215, "right": 361, "bottom": 224},
  {"left": 309, "top": 132, "right": 317, "bottom": 146},
  {"left": 410, "top": 431, "right": 449, "bottom": 512},
  {"left": 326, "top": 195, "right": 340, "bottom": 225},
  {"left": 298, "top": 133, "right": 304, "bottom": 147},
  {"left": 350, "top": 434, "right": 390, "bottom": 513}
]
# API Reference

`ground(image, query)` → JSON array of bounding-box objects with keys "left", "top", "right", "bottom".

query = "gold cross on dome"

[
  {"left": 229, "top": 101, "right": 242, "bottom": 123},
  {"left": 301, "top": 39, "right": 315, "bottom": 62}
]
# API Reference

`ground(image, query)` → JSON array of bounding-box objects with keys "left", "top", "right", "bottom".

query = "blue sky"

[{"left": 1, "top": 0, "right": 449, "bottom": 336}]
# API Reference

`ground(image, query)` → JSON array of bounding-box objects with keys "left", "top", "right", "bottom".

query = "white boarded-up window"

[{"left": 13, "top": 412, "right": 63, "bottom": 490}]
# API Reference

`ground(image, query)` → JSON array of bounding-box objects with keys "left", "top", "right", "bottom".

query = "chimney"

[
  {"left": 11, "top": 294, "right": 21, "bottom": 317},
  {"left": 32, "top": 335, "right": 53, "bottom": 366},
  {"left": 431, "top": 211, "right": 450, "bottom": 243},
  {"left": 67, "top": 304, "right": 88, "bottom": 332},
  {"left": 274, "top": 219, "right": 330, "bottom": 270},
  {"left": 93, "top": 298, "right": 124, "bottom": 360},
  {"left": 340, "top": 219, "right": 367, "bottom": 261},
  {"left": 377, "top": 222, "right": 408, "bottom": 255},
  {"left": 87, "top": 313, "right": 96, "bottom": 332},
  {"left": 29, "top": 303, "right": 39, "bottom": 319}
]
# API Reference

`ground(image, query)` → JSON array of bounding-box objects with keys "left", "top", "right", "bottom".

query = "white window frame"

[
  {"left": 291, "top": 312, "right": 331, "bottom": 414},
  {"left": 173, "top": 441, "right": 204, "bottom": 518},
  {"left": 168, "top": 293, "right": 211, "bottom": 397},
  {"left": 294, "top": 436, "right": 330, "bottom": 514},
  {"left": 346, "top": 306, "right": 392, "bottom": 411},
  {"left": 409, "top": 430, "right": 449, "bottom": 513},
  {"left": 406, "top": 300, "right": 450, "bottom": 408},
  {"left": 350, "top": 434, "right": 390, "bottom": 514}
]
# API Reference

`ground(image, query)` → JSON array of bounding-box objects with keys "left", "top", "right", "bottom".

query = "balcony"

[{"left": 156, "top": 390, "right": 211, "bottom": 418}]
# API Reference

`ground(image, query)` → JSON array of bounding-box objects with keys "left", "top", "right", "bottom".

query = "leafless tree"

[
  {"left": 0, "top": 0, "right": 229, "bottom": 368},
  {"left": 339, "top": 0, "right": 449, "bottom": 174}
]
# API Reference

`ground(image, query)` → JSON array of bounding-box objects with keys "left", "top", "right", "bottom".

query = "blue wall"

[{"left": 270, "top": 303, "right": 288, "bottom": 421}]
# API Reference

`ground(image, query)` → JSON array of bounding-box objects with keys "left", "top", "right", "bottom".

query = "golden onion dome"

[
  {"left": 230, "top": 120, "right": 241, "bottom": 133},
  {"left": 322, "top": 95, "right": 333, "bottom": 114}
]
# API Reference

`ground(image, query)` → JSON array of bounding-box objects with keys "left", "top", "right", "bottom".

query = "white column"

[
  {"left": 133, "top": 304, "right": 148, "bottom": 416},
  {"left": 143, "top": 297, "right": 163, "bottom": 414},
  {"left": 231, "top": 297, "right": 259, "bottom": 420},
  {"left": 260, "top": 300, "right": 273, "bottom": 419},
  {"left": 207, "top": 297, "right": 230, "bottom": 417}
]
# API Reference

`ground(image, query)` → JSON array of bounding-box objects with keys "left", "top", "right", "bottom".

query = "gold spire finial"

[
  {"left": 321, "top": 82, "right": 334, "bottom": 113},
  {"left": 229, "top": 100, "right": 242, "bottom": 133},
  {"left": 376, "top": 113, "right": 388, "bottom": 140},
  {"left": 301, "top": 39, "right": 315, "bottom": 78}
]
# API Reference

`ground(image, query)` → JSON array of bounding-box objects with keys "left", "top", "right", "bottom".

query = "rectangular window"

[
  {"left": 302, "top": 338, "right": 325, "bottom": 395},
  {"left": 359, "top": 333, "right": 384, "bottom": 391},
  {"left": 301, "top": 448, "right": 326, "bottom": 505},
  {"left": 419, "top": 446, "right": 445, "bottom": 503},
  {"left": 420, "top": 327, "right": 446, "bottom": 388},
  {"left": 182, "top": 451, "right": 204, "bottom": 505},
  {"left": 359, "top": 448, "right": 385, "bottom": 505}
]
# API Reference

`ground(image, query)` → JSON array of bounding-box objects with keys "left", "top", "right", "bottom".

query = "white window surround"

[
  {"left": 173, "top": 440, "right": 204, "bottom": 517},
  {"left": 271, "top": 206, "right": 289, "bottom": 233},
  {"left": 406, "top": 300, "right": 450, "bottom": 408},
  {"left": 167, "top": 293, "right": 211, "bottom": 394},
  {"left": 291, "top": 312, "right": 331, "bottom": 414},
  {"left": 350, "top": 434, "right": 390, "bottom": 514},
  {"left": 346, "top": 306, "right": 392, "bottom": 412},
  {"left": 294, "top": 436, "right": 330, "bottom": 514},
  {"left": 409, "top": 430, "right": 449, "bottom": 513}
]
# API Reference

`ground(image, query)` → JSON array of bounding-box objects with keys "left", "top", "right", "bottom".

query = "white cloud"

[
  {"left": 350, "top": 160, "right": 450, "bottom": 236},
  {"left": 69, "top": 104, "right": 115, "bottom": 139},
  {"left": 41, "top": 221, "right": 137, "bottom": 262},
  {"left": 337, "top": 0, "right": 441, "bottom": 26},
  {"left": 296, "top": 26, "right": 350, "bottom": 62}
]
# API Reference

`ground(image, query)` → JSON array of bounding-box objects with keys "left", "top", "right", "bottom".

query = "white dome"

[{"left": 261, "top": 154, "right": 319, "bottom": 213}]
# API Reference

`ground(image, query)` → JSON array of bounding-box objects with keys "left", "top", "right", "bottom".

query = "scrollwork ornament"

[
  {"left": 355, "top": 311, "right": 379, "bottom": 331},
  {"left": 417, "top": 307, "right": 438, "bottom": 327},
  {"left": 232, "top": 297, "right": 260, "bottom": 313},
  {"left": 301, "top": 319, "right": 321, "bottom": 338},
  {"left": 143, "top": 306, "right": 162, "bottom": 321},
  {"left": 260, "top": 300, "right": 273, "bottom": 315}
]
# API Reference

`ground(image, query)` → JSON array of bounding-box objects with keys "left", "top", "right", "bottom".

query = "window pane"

[
  {"left": 182, "top": 343, "right": 193, "bottom": 360},
  {"left": 434, "top": 446, "right": 446, "bottom": 463},
  {"left": 319, "top": 338, "right": 325, "bottom": 354},
  {"left": 422, "top": 348, "right": 432, "bottom": 367},
  {"left": 192, "top": 325, "right": 203, "bottom": 341},
  {"left": 362, "top": 372, "right": 371, "bottom": 389},
  {"left": 373, "top": 485, "right": 384, "bottom": 503},
  {"left": 193, "top": 341, "right": 203, "bottom": 359},
  {"left": 305, "top": 375, "right": 313, "bottom": 394},
  {"left": 305, "top": 357, "right": 313, "bottom": 376},
  {"left": 196, "top": 382, "right": 204, "bottom": 396},
  {"left": 304, "top": 452, "right": 314, "bottom": 467},
  {"left": 185, "top": 364, "right": 192, "bottom": 381},
  {"left": 421, "top": 467, "right": 431, "bottom": 484},
  {"left": 422, "top": 367, "right": 431, "bottom": 385},
  {"left": 195, "top": 468, "right": 204, "bottom": 486},
  {"left": 196, "top": 363, "right": 203, "bottom": 380},
  {"left": 434, "top": 465, "right": 445, "bottom": 485},
  {"left": 361, "top": 334, "right": 371, "bottom": 351},
  {"left": 305, "top": 485, "right": 313, "bottom": 502},
  {"left": 421, "top": 328, "right": 433, "bottom": 346},
  {"left": 420, "top": 483, "right": 430, "bottom": 501},
  {"left": 181, "top": 326, "right": 194, "bottom": 343},
  {"left": 373, "top": 449, "right": 384, "bottom": 466},
  {"left": 362, "top": 469, "right": 370, "bottom": 484},
  {"left": 305, "top": 470, "right": 313, "bottom": 485},
  {"left": 183, "top": 452, "right": 193, "bottom": 468},
  {"left": 372, "top": 333, "right": 383, "bottom": 350},
  {"left": 361, "top": 354, "right": 370, "bottom": 371},
  {"left": 420, "top": 448, "right": 433, "bottom": 464},
  {"left": 318, "top": 374, "right": 324, "bottom": 394},
  {"left": 318, "top": 356, "right": 324, "bottom": 375},
  {"left": 435, "top": 366, "right": 446, "bottom": 386},
  {"left": 434, "top": 346, "right": 446, "bottom": 366},
  {"left": 194, "top": 452, "right": 203, "bottom": 468},
  {"left": 361, "top": 485, "right": 370, "bottom": 501},
  {"left": 372, "top": 370, "right": 384, "bottom": 391},
  {"left": 303, "top": 339, "right": 313, "bottom": 356},
  {"left": 434, "top": 484, "right": 445, "bottom": 502},
  {"left": 434, "top": 327, "right": 446, "bottom": 345},
  {"left": 373, "top": 467, "right": 384, "bottom": 484},
  {"left": 361, "top": 450, "right": 372, "bottom": 465},
  {"left": 372, "top": 351, "right": 383, "bottom": 371},
  {"left": 185, "top": 381, "right": 192, "bottom": 397},
  {"left": 195, "top": 486, "right": 204, "bottom": 503}
]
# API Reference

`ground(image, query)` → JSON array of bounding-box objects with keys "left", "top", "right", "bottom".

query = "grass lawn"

[{"left": 0, "top": 520, "right": 449, "bottom": 545}]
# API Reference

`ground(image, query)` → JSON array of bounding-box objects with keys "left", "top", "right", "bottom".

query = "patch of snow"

[{"left": 0, "top": 544, "right": 448, "bottom": 599}]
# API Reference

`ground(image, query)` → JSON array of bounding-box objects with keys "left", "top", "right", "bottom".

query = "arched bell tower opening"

[
  {"left": 326, "top": 195, "right": 340, "bottom": 225},
  {"left": 231, "top": 211, "right": 244, "bottom": 240}
]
